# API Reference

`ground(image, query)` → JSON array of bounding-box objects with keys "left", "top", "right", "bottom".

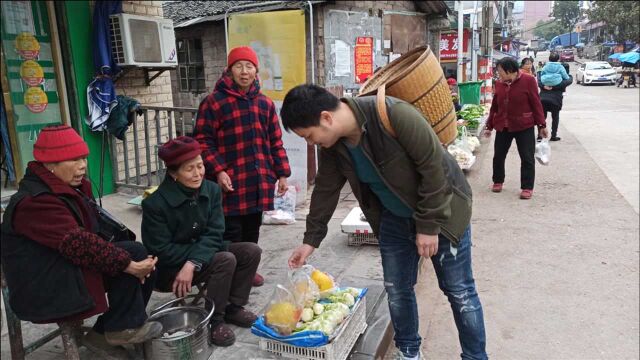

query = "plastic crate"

[
  {"left": 347, "top": 232, "right": 379, "bottom": 246},
  {"left": 341, "top": 207, "right": 378, "bottom": 246},
  {"left": 258, "top": 297, "right": 368, "bottom": 360}
]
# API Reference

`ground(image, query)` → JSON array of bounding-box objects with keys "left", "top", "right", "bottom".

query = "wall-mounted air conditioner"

[{"left": 109, "top": 13, "right": 177, "bottom": 68}]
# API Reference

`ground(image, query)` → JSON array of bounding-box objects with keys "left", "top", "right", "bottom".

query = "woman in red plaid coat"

[{"left": 193, "top": 46, "right": 291, "bottom": 286}]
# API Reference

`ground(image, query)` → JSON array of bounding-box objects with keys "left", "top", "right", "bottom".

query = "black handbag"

[{"left": 75, "top": 190, "right": 135, "bottom": 242}]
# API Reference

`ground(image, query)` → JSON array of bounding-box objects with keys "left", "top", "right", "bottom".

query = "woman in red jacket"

[
  {"left": 483, "top": 58, "right": 548, "bottom": 199},
  {"left": 0, "top": 125, "right": 161, "bottom": 357}
]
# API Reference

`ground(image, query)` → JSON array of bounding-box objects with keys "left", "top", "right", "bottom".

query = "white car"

[{"left": 576, "top": 62, "right": 618, "bottom": 85}]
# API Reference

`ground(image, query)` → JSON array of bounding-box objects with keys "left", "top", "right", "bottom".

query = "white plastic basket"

[
  {"left": 341, "top": 207, "right": 378, "bottom": 246},
  {"left": 347, "top": 232, "right": 379, "bottom": 246},
  {"left": 258, "top": 297, "right": 368, "bottom": 360}
]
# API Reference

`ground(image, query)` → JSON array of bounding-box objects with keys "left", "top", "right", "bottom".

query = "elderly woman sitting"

[
  {"left": 141, "top": 136, "right": 261, "bottom": 347},
  {"left": 0, "top": 125, "right": 162, "bottom": 357}
]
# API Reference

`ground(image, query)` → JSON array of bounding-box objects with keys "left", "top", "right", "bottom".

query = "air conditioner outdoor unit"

[{"left": 109, "top": 13, "right": 177, "bottom": 68}]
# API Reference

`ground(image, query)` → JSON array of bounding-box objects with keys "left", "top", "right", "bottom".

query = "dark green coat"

[
  {"left": 303, "top": 96, "right": 472, "bottom": 247},
  {"left": 141, "top": 178, "right": 226, "bottom": 271}
]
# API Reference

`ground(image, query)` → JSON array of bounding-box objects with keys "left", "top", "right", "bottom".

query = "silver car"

[{"left": 576, "top": 62, "right": 618, "bottom": 85}]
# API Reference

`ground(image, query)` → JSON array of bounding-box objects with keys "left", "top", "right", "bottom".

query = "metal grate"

[
  {"left": 347, "top": 232, "right": 379, "bottom": 246},
  {"left": 109, "top": 16, "right": 125, "bottom": 64}
]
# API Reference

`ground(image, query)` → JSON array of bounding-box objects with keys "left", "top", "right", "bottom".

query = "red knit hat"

[
  {"left": 447, "top": 78, "right": 457, "bottom": 86},
  {"left": 33, "top": 125, "right": 89, "bottom": 163},
  {"left": 158, "top": 136, "right": 202, "bottom": 167},
  {"left": 227, "top": 46, "right": 259, "bottom": 68}
]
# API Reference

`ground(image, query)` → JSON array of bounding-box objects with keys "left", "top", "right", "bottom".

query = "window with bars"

[{"left": 177, "top": 38, "right": 206, "bottom": 93}]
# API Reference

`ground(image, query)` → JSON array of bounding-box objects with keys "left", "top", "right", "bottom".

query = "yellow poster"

[{"left": 228, "top": 10, "right": 306, "bottom": 101}]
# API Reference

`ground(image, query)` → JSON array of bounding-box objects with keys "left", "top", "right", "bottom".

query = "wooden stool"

[{"left": 1, "top": 268, "right": 87, "bottom": 360}]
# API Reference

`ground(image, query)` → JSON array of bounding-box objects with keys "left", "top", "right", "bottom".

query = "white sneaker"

[{"left": 394, "top": 348, "right": 425, "bottom": 360}]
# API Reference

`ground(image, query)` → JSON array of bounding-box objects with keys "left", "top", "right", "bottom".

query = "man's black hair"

[
  {"left": 549, "top": 52, "right": 560, "bottom": 62},
  {"left": 281, "top": 84, "right": 340, "bottom": 131},
  {"left": 496, "top": 57, "right": 519, "bottom": 73}
]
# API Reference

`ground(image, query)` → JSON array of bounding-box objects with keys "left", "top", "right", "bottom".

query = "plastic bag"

[
  {"left": 307, "top": 266, "right": 338, "bottom": 299},
  {"left": 288, "top": 265, "right": 320, "bottom": 308},
  {"left": 535, "top": 138, "right": 551, "bottom": 165},
  {"left": 263, "top": 186, "right": 297, "bottom": 225},
  {"left": 264, "top": 284, "right": 304, "bottom": 336}
]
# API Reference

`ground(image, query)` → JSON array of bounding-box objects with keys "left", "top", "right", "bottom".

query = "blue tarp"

[
  {"left": 251, "top": 288, "right": 368, "bottom": 348},
  {"left": 93, "top": 1, "right": 122, "bottom": 75},
  {"left": 86, "top": 1, "right": 122, "bottom": 132},
  {"left": 608, "top": 53, "right": 622, "bottom": 60},
  {"left": 618, "top": 52, "right": 640, "bottom": 64},
  {"left": 1, "top": 97, "right": 16, "bottom": 182}
]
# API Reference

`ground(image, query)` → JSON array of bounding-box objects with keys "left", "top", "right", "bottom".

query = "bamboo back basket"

[{"left": 359, "top": 46, "right": 457, "bottom": 145}]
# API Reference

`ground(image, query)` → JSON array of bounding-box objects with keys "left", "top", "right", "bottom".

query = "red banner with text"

[
  {"left": 439, "top": 30, "right": 469, "bottom": 60},
  {"left": 355, "top": 36, "right": 373, "bottom": 84}
]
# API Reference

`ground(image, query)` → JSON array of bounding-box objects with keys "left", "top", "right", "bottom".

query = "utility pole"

[
  {"left": 457, "top": 0, "right": 464, "bottom": 83},
  {"left": 471, "top": 0, "right": 479, "bottom": 81}
]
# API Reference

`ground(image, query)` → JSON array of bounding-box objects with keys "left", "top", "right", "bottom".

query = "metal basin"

[{"left": 143, "top": 296, "right": 214, "bottom": 360}]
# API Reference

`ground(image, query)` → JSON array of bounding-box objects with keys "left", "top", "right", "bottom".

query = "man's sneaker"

[
  {"left": 252, "top": 273, "right": 264, "bottom": 287},
  {"left": 394, "top": 349, "right": 425, "bottom": 360},
  {"left": 520, "top": 189, "right": 533, "bottom": 199},
  {"left": 491, "top": 183, "right": 503, "bottom": 193},
  {"left": 550, "top": 136, "right": 561, "bottom": 141},
  {"left": 105, "top": 321, "right": 163, "bottom": 346},
  {"left": 83, "top": 329, "right": 131, "bottom": 360}
]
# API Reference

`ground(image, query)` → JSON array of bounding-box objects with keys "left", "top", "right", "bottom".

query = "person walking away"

[
  {"left": 483, "top": 57, "right": 548, "bottom": 200},
  {"left": 533, "top": 48, "right": 538, "bottom": 58},
  {"left": 526, "top": 47, "right": 530, "bottom": 56},
  {"left": 0, "top": 125, "right": 161, "bottom": 359},
  {"left": 540, "top": 52, "right": 570, "bottom": 87},
  {"left": 538, "top": 68, "right": 573, "bottom": 141},
  {"left": 142, "top": 136, "right": 261, "bottom": 346},
  {"left": 193, "top": 46, "right": 291, "bottom": 287},
  {"left": 281, "top": 84, "right": 487, "bottom": 360}
]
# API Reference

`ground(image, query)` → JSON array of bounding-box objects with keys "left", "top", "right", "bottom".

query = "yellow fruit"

[
  {"left": 311, "top": 270, "right": 334, "bottom": 291},
  {"left": 265, "top": 302, "right": 301, "bottom": 331}
]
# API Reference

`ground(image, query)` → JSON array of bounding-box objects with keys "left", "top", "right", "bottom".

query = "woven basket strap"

[{"left": 376, "top": 85, "right": 397, "bottom": 137}]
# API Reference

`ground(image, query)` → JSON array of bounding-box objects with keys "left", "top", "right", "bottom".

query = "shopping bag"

[
  {"left": 535, "top": 138, "right": 551, "bottom": 165},
  {"left": 263, "top": 186, "right": 297, "bottom": 225}
]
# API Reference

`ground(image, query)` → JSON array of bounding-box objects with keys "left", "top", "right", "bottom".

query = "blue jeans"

[{"left": 379, "top": 210, "right": 487, "bottom": 359}]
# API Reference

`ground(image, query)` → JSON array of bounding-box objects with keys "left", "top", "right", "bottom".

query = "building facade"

[{"left": 1, "top": 0, "right": 174, "bottom": 195}]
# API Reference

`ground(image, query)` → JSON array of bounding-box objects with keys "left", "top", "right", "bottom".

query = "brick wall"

[
  {"left": 112, "top": 1, "right": 175, "bottom": 184},
  {"left": 170, "top": 21, "right": 227, "bottom": 109}
]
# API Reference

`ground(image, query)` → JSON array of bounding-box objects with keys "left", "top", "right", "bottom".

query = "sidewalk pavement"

[
  {"left": 416, "top": 125, "right": 639, "bottom": 358},
  {"left": 1, "top": 183, "right": 394, "bottom": 359}
]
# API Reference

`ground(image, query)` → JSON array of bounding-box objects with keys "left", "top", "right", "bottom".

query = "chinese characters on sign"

[
  {"left": 439, "top": 30, "right": 469, "bottom": 60},
  {"left": 354, "top": 36, "right": 373, "bottom": 84}
]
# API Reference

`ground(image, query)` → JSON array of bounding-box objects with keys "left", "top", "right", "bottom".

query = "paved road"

[{"left": 417, "top": 54, "right": 639, "bottom": 359}]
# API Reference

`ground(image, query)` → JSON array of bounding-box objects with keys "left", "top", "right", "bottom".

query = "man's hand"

[
  {"left": 277, "top": 177, "right": 288, "bottom": 195},
  {"left": 416, "top": 233, "right": 439, "bottom": 258},
  {"left": 543, "top": 85, "right": 553, "bottom": 90},
  {"left": 482, "top": 128, "right": 492, "bottom": 138},
  {"left": 539, "top": 127, "right": 550, "bottom": 139},
  {"left": 288, "top": 244, "right": 315, "bottom": 269},
  {"left": 124, "top": 256, "right": 158, "bottom": 284},
  {"left": 216, "top": 171, "right": 234, "bottom": 192},
  {"left": 172, "top": 262, "right": 195, "bottom": 298}
]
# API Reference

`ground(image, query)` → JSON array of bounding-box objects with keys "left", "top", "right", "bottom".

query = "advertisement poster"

[
  {"left": 354, "top": 36, "right": 373, "bottom": 84},
  {"left": 439, "top": 30, "right": 470, "bottom": 60},
  {"left": 1, "top": 0, "right": 63, "bottom": 174},
  {"left": 228, "top": 10, "right": 308, "bottom": 205}
]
